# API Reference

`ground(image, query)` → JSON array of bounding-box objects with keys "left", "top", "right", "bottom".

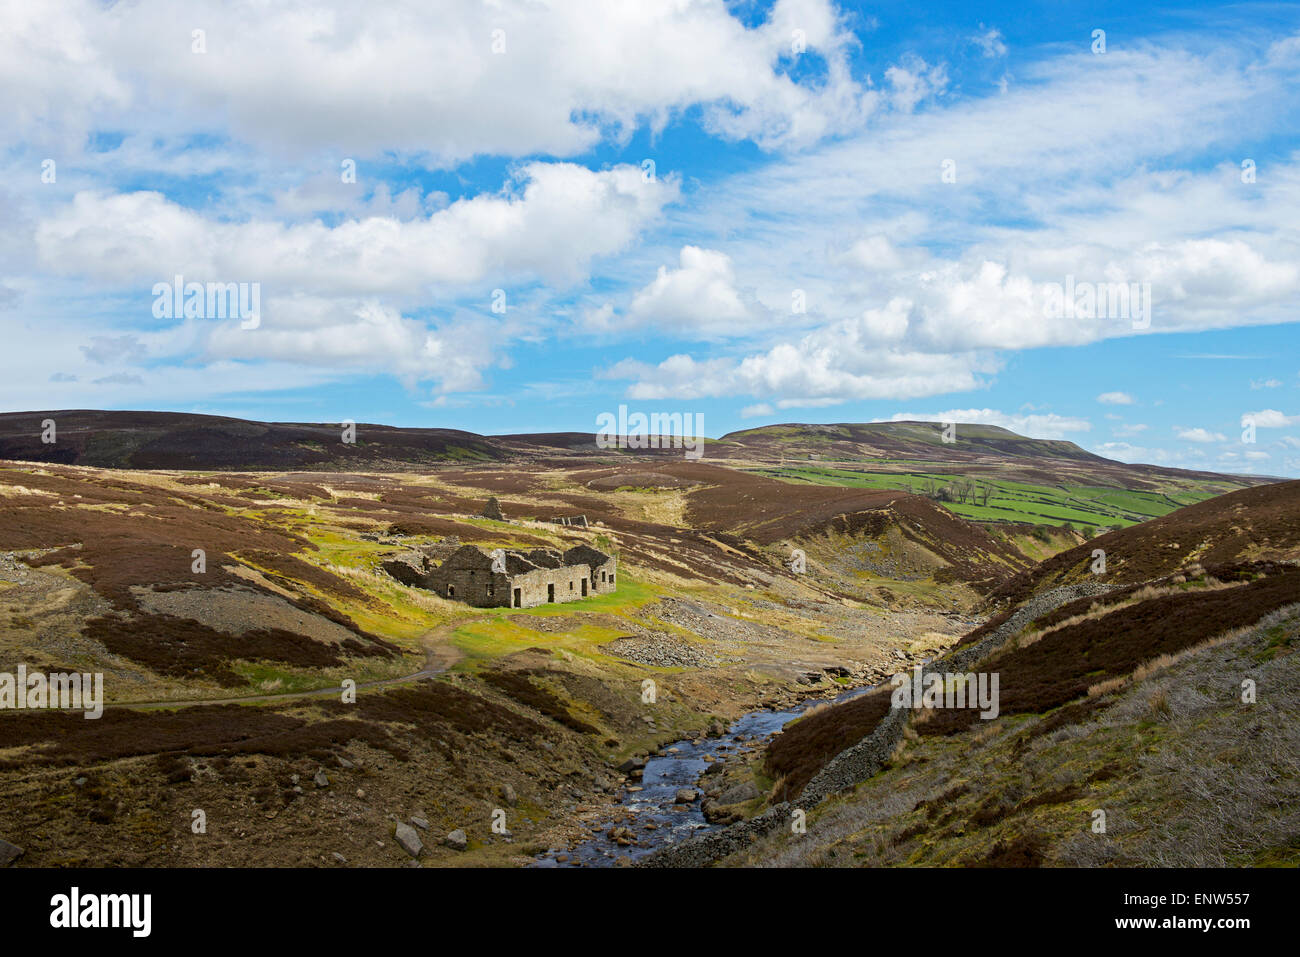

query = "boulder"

[
  {"left": 674, "top": 788, "right": 699, "bottom": 804},
  {"left": 717, "top": 781, "right": 761, "bottom": 805},
  {"left": 702, "top": 802, "right": 742, "bottom": 825},
  {"left": 0, "top": 839, "right": 23, "bottom": 868},
  {"left": 444, "top": 829, "right": 468, "bottom": 851},
  {"left": 394, "top": 823, "right": 423, "bottom": 859}
]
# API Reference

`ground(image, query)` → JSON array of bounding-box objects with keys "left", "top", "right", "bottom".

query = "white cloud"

[
  {"left": 1176, "top": 427, "right": 1227, "bottom": 442},
  {"left": 971, "top": 26, "right": 1007, "bottom": 59},
  {"left": 884, "top": 409, "right": 1091, "bottom": 440},
  {"left": 0, "top": 0, "right": 875, "bottom": 161},
  {"left": 741, "top": 403, "right": 774, "bottom": 418},
  {"left": 625, "top": 246, "right": 767, "bottom": 336},
  {"left": 1097, "top": 391, "right": 1135, "bottom": 405},
  {"left": 608, "top": 297, "right": 997, "bottom": 402},
  {"left": 5, "top": 8, "right": 1300, "bottom": 432},
  {"left": 1243, "top": 409, "right": 1299, "bottom": 428},
  {"left": 37, "top": 163, "right": 677, "bottom": 294},
  {"left": 200, "top": 297, "right": 492, "bottom": 392},
  {"left": 829, "top": 235, "right": 930, "bottom": 274},
  {"left": 1251, "top": 378, "right": 1283, "bottom": 389},
  {"left": 1095, "top": 442, "right": 1175, "bottom": 465},
  {"left": 581, "top": 302, "right": 617, "bottom": 332},
  {"left": 882, "top": 57, "right": 949, "bottom": 113},
  {"left": 629, "top": 37, "right": 1300, "bottom": 389},
  {"left": 878, "top": 410, "right": 1092, "bottom": 442},
  {"left": 1114, "top": 423, "right": 1149, "bottom": 437}
]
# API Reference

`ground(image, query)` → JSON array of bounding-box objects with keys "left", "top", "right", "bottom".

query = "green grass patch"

[{"left": 751, "top": 466, "right": 1228, "bottom": 529}]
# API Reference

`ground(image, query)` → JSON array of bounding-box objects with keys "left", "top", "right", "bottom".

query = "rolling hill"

[
  {"left": 986, "top": 479, "right": 1300, "bottom": 608},
  {"left": 0, "top": 410, "right": 504, "bottom": 470},
  {"left": 717, "top": 421, "right": 1111, "bottom": 464},
  {"left": 0, "top": 411, "right": 1270, "bottom": 483},
  {"left": 0, "top": 409, "right": 1279, "bottom": 594}
]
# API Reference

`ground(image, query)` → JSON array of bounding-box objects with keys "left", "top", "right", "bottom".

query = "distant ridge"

[
  {"left": 711, "top": 419, "right": 1266, "bottom": 489},
  {"left": 717, "top": 420, "right": 1108, "bottom": 462},
  {"left": 0, "top": 409, "right": 502, "bottom": 470},
  {"left": 0, "top": 410, "right": 1275, "bottom": 490}
]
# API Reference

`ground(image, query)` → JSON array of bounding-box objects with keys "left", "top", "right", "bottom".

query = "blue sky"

[{"left": 2, "top": 0, "right": 1298, "bottom": 474}]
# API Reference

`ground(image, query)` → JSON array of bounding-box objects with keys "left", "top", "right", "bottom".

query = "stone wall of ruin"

[{"left": 423, "top": 558, "right": 616, "bottom": 608}]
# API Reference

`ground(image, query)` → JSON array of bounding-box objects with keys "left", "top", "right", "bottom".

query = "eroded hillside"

[{"left": 644, "top": 481, "right": 1300, "bottom": 868}]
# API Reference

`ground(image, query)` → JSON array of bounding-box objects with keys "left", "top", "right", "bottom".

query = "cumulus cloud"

[
  {"left": 198, "top": 297, "right": 492, "bottom": 392},
  {"left": 1097, "top": 391, "right": 1135, "bottom": 405},
  {"left": 1242, "top": 409, "right": 1299, "bottom": 428},
  {"left": 607, "top": 297, "right": 997, "bottom": 402},
  {"left": 624, "top": 246, "right": 767, "bottom": 336},
  {"left": 632, "top": 37, "right": 1300, "bottom": 390},
  {"left": 1176, "top": 427, "right": 1228, "bottom": 442},
  {"left": 37, "top": 163, "right": 677, "bottom": 295},
  {"left": 4, "top": 4, "right": 1300, "bottom": 448},
  {"left": 0, "top": 0, "right": 874, "bottom": 160}
]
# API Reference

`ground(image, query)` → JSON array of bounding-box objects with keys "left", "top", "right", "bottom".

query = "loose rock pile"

[{"left": 601, "top": 633, "right": 717, "bottom": 668}]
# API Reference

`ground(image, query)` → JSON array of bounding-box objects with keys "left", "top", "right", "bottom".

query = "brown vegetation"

[
  {"left": 765, "top": 686, "right": 894, "bottom": 799},
  {"left": 989, "top": 480, "right": 1300, "bottom": 607},
  {"left": 922, "top": 566, "right": 1300, "bottom": 735}
]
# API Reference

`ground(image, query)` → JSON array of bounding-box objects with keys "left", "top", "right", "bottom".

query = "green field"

[{"left": 751, "top": 465, "right": 1227, "bottom": 530}]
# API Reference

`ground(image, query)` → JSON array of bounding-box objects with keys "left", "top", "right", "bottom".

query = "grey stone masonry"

[{"left": 415, "top": 544, "right": 616, "bottom": 609}]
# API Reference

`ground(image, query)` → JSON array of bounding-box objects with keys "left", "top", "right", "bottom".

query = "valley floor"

[{"left": 0, "top": 459, "right": 976, "bottom": 867}]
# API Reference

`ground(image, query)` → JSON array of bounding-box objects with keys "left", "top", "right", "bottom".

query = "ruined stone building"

[{"left": 408, "top": 544, "right": 616, "bottom": 609}]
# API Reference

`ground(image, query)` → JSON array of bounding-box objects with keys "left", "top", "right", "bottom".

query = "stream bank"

[{"left": 533, "top": 680, "right": 882, "bottom": 867}]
